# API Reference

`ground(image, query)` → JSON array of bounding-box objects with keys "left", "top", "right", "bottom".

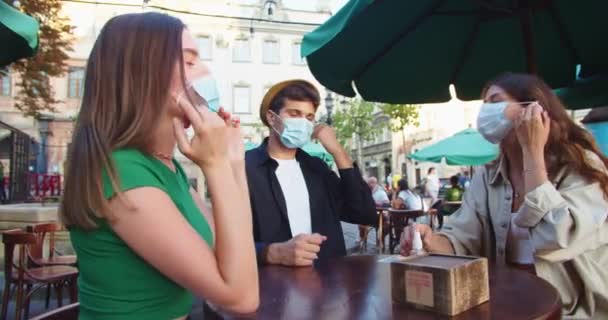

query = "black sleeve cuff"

[{"left": 255, "top": 242, "right": 268, "bottom": 265}]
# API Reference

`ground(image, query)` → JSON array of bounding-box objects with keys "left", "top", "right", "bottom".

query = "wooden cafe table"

[{"left": 211, "top": 255, "right": 561, "bottom": 319}]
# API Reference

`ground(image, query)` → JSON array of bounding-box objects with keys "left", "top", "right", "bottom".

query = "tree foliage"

[
  {"left": 331, "top": 99, "right": 385, "bottom": 168},
  {"left": 332, "top": 99, "right": 384, "bottom": 148},
  {"left": 7, "top": 0, "right": 74, "bottom": 116},
  {"left": 380, "top": 103, "right": 420, "bottom": 133}
]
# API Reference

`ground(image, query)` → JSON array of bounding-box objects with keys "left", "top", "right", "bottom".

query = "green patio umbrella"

[
  {"left": 0, "top": 2, "right": 39, "bottom": 68},
  {"left": 408, "top": 128, "right": 499, "bottom": 166},
  {"left": 555, "top": 74, "right": 608, "bottom": 109},
  {"left": 301, "top": 141, "right": 334, "bottom": 166},
  {"left": 244, "top": 141, "right": 258, "bottom": 151},
  {"left": 302, "top": 0, "right": 608, "bottom": 104},
  {"left": 245, "top": 141, "right": 334, "bottom": 166}
]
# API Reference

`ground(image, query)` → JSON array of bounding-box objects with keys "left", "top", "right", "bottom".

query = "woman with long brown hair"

[
  {"left": 401, "top": 73, "right": 608, "bottom": 318},
  {"left": 60, "top": 12, "right": 258, "bottom": 319}
]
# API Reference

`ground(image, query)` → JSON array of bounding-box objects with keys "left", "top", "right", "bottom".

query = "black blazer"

[{"left": 245, "top": 139, "right": 377, "bottom": 263}]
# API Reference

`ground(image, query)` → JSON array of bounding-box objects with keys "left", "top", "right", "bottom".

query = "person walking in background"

[
  {"left": 385, "top": 172, "right": 392, "bottom": 191},
  {"left": 0, "top": 162, "right": 5, "bottom": 202},
  {"left": 391, "top": 172, "right": 402, "bottom": 192},
  {"left": 424, "top": 167, "right": 440, "bottom": 204}
]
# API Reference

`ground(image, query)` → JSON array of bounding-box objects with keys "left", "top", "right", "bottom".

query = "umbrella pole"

[{"left": 520, "top": 8, "right": 537, "bottom": 74}]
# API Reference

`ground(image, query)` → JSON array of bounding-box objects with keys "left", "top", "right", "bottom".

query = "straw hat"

[{"left": 259, "top": 79, "right": 319, "bottom": 126}]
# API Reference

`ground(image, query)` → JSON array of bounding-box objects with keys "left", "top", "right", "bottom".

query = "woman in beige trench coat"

[{"left": 402, "top": 73, "right": 608, "bottom": 319}]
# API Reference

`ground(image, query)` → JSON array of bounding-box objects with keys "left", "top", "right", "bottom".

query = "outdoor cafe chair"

[{"left": 1, "top": 229, "right": 78, "bottom": 320}]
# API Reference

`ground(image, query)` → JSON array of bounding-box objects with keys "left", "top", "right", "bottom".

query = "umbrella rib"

[
  {"left": 449, "top": 17, "right": 483, "bottom": 84},
  {"left": 546, "top": 3, "right": 581, "bottom": 67},
  {"left": 434, "top": 10, "right": 483, "bottom": 16},
  {"left": 519, "top": 7, "right": 537, "bottom": 74},
  {"left": 352, "top": 0, "right": 448, "bottom": 80},
  {"left": 465, "top": 0, "right": 512, "bottom": 13}
]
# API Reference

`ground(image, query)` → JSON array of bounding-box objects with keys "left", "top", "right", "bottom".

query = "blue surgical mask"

[
  {"left": 191, "top": 76, "right": 220, "bottom": 112},
  {"left": 477, "top": 101, "right": 535, "bottom": 143},
  {"left": 477, "top": 102, "right": 513, "bottom": 144},
  {"left": 270, "top": 111, "right": 314, "bottom": 149}
]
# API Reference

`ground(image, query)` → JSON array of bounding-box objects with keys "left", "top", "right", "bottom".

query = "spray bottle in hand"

[{"left": 410, "top": 222, "right": 427, "bottom": 256}]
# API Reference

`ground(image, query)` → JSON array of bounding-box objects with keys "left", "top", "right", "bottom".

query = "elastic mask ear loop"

[{"left": 268, "top": 110, "right": 283, "bottom": 135}]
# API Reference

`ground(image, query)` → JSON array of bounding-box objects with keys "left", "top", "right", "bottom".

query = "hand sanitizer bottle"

[{"left": 410, "top": 223, "right": 427, "bottom": 256}]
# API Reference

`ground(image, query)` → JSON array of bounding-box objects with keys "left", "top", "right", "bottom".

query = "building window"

[
  {"left": 233, "top": 38, "right": 251, "bottom": 62},
  {"left": 196, "top": 35, "right": 212, "bottom": 60},
  {"left": 262, "top": 39, "right": 280, "bottom": 64},
  {"left": 1, "top": 71, "right": 11, "bottom": 97},
  {"left": 384, "top": 127, "right": 391, "bottom": 142},
  {"left": 67, "top": 67, "right": 85, "bottom": 98},
  {"left": 233, "top": 85, "right": 251, "bottom": 114},
  {"left": 292, "top": 42, "right": 306, "bottom": 65},
  {"left": 32, "top": 75, "right": 49, "bottom": 96}
]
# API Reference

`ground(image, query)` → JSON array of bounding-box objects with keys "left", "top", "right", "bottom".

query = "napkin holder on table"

[{"left": 389, "top": 253, "right": 489, "bottom": 316}]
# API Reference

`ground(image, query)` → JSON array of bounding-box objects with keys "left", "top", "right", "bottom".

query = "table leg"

[{"left": 377, "top": 213, "right": 384, "bottom": 253}]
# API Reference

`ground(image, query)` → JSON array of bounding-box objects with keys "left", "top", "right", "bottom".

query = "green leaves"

[
  {"left": 379, "top": 103, "right": 420, "bottom": 133},
  {"left": 9, "top": 0, "right": 74, "bottom": 117},
  {"left": 332, "top": 99, "right": 383, "bottom": 148}
]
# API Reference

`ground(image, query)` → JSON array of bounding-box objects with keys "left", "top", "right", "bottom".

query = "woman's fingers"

[
  {"left": 179, "top": 98, "right": 205, "bottom": 132},
  {"left": 217, "top": 107, "right": 231, "bottom": 123},
  {"left": 173, "top": 118, "right": 192, "bottom": 156},
  {"left": 231, "top": 115, "right": 241, "bottom": 128},
  {"left": 523, "top": 103, "right": 534, "bottom": 121},
  {"left": 531, "top": 102, "right": 543, "bottom": 120},
  {"left": 542, "top": 111, "right": 550, "bottom": 127}
]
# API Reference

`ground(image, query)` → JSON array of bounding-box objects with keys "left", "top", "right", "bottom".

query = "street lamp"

[
  {"left": 264, "top": 0, "right": 278, "bottom": 17},
  {"left": 142, "top": 0, "right": 150, "bottom": 11},
  {"left": 324, "top": 92, "right": 334, "bottom": 125}
]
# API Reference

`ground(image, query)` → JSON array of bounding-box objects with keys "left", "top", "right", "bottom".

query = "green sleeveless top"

[{"left": 70, "top": 149, "right": 213, "bottom": 320}]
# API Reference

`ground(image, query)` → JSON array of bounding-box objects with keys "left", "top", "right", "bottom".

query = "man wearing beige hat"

[{"left": 246, "top": 79, "right": 377, "bottom": 266}]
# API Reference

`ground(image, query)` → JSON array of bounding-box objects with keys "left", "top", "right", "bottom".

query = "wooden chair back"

[
  {"left": 26, "top": 223, "right": 62, "bottom": 260},
  {"left": 2, "top": 230, "right": 37, "bottom": 283}
]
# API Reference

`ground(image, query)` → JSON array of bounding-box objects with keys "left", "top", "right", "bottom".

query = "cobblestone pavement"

[{"left": 341, "top": 222, "right": 382, "bottom": 255}]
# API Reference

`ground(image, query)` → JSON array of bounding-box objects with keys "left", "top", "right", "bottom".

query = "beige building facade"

[{"left": 1, "top": 0, "right": 334, "bottom": 195}]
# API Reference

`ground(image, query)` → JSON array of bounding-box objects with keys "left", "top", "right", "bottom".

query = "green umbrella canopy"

[
  {"left": 302, "top": 0, "right": 608, "bottom": 104},
  {"left": 555, "top": 74, "right": 608, "bottom": 110},
  {"left": 0, "top": 1, "right": 39, "bottom": 67},
  {"left": 245, "top": 141, "right": 334, "bottom": 166},
  {"left": 408, "top": 128, "right": 499, "bottom": 166}
]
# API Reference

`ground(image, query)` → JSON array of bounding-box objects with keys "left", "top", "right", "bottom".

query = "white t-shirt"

[
  {"left": 425, "top": 174, "right": 440, "bottom": 195},
  {"left": 273, "top": 158, "right": 311, "bottom": 236},
  {"left": 397, "top": 190, "right": 424, "bottom": 211},
  {"left": 372, "top": 187, "right": 389, "bottom": 205}
]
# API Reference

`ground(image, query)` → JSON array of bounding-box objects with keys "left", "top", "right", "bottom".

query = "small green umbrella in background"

[
  {"left": 245, "top": 141, "right": 334, "bottom": 167},
  {"left": 408, "top": 129, "right": 499, "bottom": 166},
  {"left": 301, "top": 141, "right": 334, "bottom": 167},
  {"left": 244, "top": 141, "right": 258, "bottom": 152},
  {"left": 0, "top": 1, "right": 39, "bottom": 67},
  {"left": 302, "top": 0, "right": 608, "bottom": 104}
]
